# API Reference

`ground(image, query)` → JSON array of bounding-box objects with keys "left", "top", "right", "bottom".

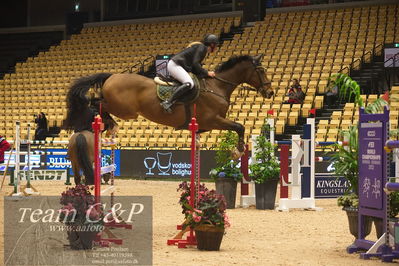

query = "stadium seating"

[{"left": 0, "top": 3, "right": 398, "bottom": 148}]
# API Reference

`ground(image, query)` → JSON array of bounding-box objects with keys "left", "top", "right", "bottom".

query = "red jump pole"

[
  {"left": 182, "top": 106, "right": 199, "bottom": 247},
  {"left": 240, "top": 144, "right": 250, "bottom": 196},
  {"left": 190, "top": 104, "right": 198, "bottom": 211},
  {"left": 280, "top": 144, "right": 289, "bottom": 199},
  {"left": 167, "top": 104, "right": 198, "bottom": 248},
  {"left": 92, "top": 116, "right": 132, "bottom": 247},
  {"left": 92, "top": 115, "right": 104, "bottom": 202}
]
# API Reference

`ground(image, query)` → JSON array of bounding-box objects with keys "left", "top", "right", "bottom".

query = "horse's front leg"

[
  {"left": 207, "top": 117, "right": 245, "bottom": 159},
  {"left": 231, "top": 122, "right": 245, "bottom": 160},
  {"left": 102, "top": 112, "right": 119, "bottom": 136}
]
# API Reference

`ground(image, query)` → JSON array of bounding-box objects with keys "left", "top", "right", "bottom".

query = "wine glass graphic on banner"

[
  {"left": 157, "top": 152, "right": 172, "bottom": 175},
  {"left": 144, "top": 157, "right": 156, "bottom": 175}
]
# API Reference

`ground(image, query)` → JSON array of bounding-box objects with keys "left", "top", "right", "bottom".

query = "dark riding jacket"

[{"left": 171, "top": 43, "right": 209, "bottom": 78}]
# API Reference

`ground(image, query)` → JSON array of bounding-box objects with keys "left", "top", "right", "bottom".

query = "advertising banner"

[
  {"left": 46, "top": 149, "right": 70, "bottom": 170},
  {"left": 120, "top": 150, "right": 217, "bottom": 178},
  {"left": 314, "top": 174, "right": 350, "bottom": 198},
  {"left": 4, "top": 149, "right": 121, "bottom": 176},
  {"left": 45, "top": 149, "right": 121, "bottom": 176},
  {"left": 359, "top": 121, "right": 384, "bottom": 209},
  {"left": 18, "top": 169, "right": 68, "bottom": 181}
]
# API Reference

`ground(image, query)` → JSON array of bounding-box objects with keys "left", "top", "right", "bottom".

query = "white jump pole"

[
  {"left": 24, "top": 123, "right": 40, "bottom": 195},
  {"left": 267, "top": 118, "right": 275, "bottom": 144},
  {"left": 26, "top": 123, "right": 31, "bottom": 188},
  {"left": 276, "top": 117, "right": 320, "bottom": 211},
  {"left": 307, "top": 117, "right": 317, "bottom": 208},
  {"left": 394, "top": 148, "right": 399, "bottom": 178},
  {"left": 5, "top": 151, "right": 68, "bottom": 155},
  {"left": 12, "top": 121, "right": 21, "bottom": 196}
]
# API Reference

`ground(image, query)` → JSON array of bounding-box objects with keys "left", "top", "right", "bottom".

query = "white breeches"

[{"left": 167, "top": 60, "right": 194, "bottom": 88}]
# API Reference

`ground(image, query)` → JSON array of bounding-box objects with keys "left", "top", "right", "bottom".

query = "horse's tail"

[
  {"left": 63, "top": 73, "right": 112, "bottom": 131},
  {"left": 76, "top": 133, "right": 94, "bottom": 185}
]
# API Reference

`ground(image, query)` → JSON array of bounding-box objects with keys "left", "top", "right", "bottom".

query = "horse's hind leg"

[{"left": 67, "top": 139, "right": 82, "bottom": 185}]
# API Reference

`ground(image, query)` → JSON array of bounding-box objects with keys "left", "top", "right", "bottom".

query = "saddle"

[{"left": 154, "top": 73, "right": 202, "bottom": 104}]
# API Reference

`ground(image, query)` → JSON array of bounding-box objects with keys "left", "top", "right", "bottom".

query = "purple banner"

[{"left": 359, "top": 122, "right": 384, "bottom": 209}]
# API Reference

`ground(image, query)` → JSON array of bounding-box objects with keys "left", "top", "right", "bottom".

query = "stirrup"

[{"left": 160, "top": 100, "right": 173, "bottom": 113}]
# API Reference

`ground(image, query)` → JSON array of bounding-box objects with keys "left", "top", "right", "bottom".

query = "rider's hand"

[{"left": 208, "top": 71, "right": 216, "bottom": 78}]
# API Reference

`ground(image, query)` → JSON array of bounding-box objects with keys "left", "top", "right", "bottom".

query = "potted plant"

[
  {"left": 336, "top": 193, "right": 372, "bottom": 238},
  {"left": 178, "top": 181, "right": 209, "bottom": 217},
  {"left": 330, "top": 73, "right": 389, "bottom": 239},
  {"left": 209, "top": 131, "right": 243, "bottom": 209},
  {"left": 178, "top": 181, "right": 230, "bottom": 251},
  {"left": 59, "top": 184, "right": 104, "bottom": 250},
  {"left": 249, "top": 125, "right": 280, "bottom": 210}
]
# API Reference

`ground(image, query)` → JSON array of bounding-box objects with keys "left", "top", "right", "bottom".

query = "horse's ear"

[{"left": 253, "top": 54, "right": 264, "bottom": 64}]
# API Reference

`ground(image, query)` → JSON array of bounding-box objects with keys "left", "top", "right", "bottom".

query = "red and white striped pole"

[
  {"left": 240, "top": 145, "right": 250, "bottom": 196},
  {"left": 92, "top": 115, "right": 104, "bottom": 202},
  {"left": 187, "top": 105, "right": 199, "bottom": 245},
  {"left": 279, "top": 144, "right": 290, "bottom": 199}
]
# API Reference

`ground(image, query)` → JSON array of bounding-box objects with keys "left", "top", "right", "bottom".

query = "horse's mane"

[{"left": 215, "top": 55, "right": 253, "bottom": 73}]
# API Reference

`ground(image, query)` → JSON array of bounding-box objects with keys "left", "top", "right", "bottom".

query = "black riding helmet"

[{"left": 203, "top": 34, "right": 219, "bottom": 46}]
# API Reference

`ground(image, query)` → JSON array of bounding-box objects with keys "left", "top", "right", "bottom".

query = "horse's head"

[
  {"left": 247, "top": 55, "right": 273, "bottom": 98},
  {"left": 214, "top": 55, "right": 273, "bottom": 98}
]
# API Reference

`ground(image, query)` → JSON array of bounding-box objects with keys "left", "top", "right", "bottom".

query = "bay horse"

[
  {"left": 67, "top": 130, "right": 94, "bottom": 185},
  {"left": 63, "top": 54, "right": 273, "bottom": 154}
]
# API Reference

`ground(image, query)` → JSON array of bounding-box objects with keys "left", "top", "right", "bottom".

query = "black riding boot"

[{"left": 160, "top": 83, "right": 191, "bottom": 113}]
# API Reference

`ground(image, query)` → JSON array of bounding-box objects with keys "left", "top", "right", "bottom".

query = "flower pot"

[
  {"left": 255, "top": 179, "right": 279, "bottom": 210},
  {"left": 78, "top": 231, "right": 98, "bottom": 249},
  {"left": 195, "top": 225, "right": 224, "bottom": 251},
  {"left": 344, "top": 208, "right": 372, "bottom": 238},
  {"left": 215, "top": 177, "right": 237, "bottom": 209},
  {"left": 67, "top": 230, "right": 81, "bottom": 250}
]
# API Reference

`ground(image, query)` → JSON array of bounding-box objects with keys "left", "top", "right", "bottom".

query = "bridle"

[
  {"left": 214, "top": 63, "right": 271, "bottom": 95},
  {"left": 252, "top": 65, "right": 272, "bottom": 95}
]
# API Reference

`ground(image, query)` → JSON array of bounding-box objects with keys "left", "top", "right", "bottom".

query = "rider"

[{"left": 160, "top": 34, "right": 218, "bottom": 113}]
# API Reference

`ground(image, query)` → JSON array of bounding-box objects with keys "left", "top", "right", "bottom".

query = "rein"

[
  {"left": 203, "top": 61, "right": 272, "bottom": 101},
  {"left": 214, "top": 76, "right": 239, "bottom": 87},
  {"left": 214, "top": 66, "right": 271, "bottom": 95},
  {"left": 202, "top": 83, "right": 229, "bottom": 103}
]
